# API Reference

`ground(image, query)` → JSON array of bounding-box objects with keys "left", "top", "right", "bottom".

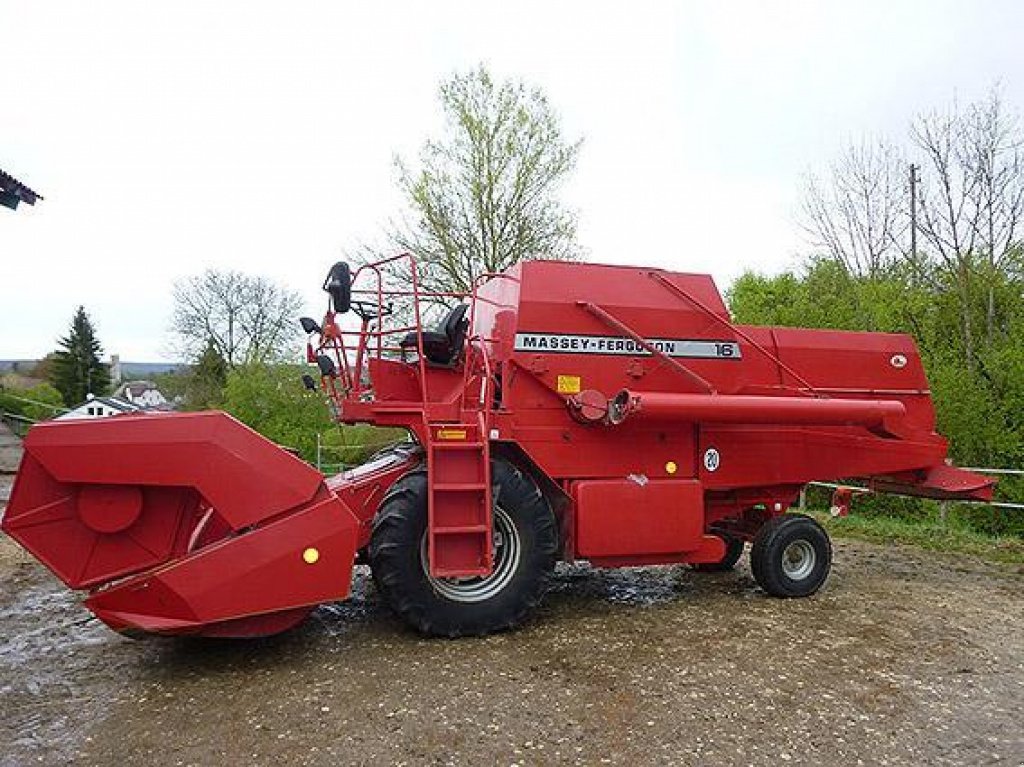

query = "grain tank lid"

[{"left": 516, "top": 261, "right": 731, "bottom": 318}]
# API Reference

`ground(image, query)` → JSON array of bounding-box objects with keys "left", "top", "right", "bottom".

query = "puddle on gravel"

[{"left": 0, "top": 564, "right": 147, "bottom": 765}]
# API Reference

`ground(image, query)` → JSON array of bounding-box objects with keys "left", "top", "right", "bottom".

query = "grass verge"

[{"left": 806, "top": 510, "right": 1024, "bottom": 566}]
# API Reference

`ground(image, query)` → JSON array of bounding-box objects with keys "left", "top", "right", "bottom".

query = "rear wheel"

[
  {"left": 368, "top": 461, "right": 558, "bottom": 637},
  {"left": 750, "top": 514, "right": 831, "bottom": 597}
]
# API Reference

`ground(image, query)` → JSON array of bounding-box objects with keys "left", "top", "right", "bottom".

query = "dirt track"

[{"left": 1, "top": 520, "right": 1022, "bottom": 766}]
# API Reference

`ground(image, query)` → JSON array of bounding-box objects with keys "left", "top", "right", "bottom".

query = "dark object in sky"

[{"left": 0, "top": 168, "right": 43, "bottom": 210}]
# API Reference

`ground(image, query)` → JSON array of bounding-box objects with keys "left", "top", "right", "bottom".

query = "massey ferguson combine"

[{"left": 2, "top": 255, "right": 995, "bottom": 638}]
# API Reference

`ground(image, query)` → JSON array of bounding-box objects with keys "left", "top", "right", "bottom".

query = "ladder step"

[
  {"left": 431, "top": 442, "right": 485, "bottom": 451},
  {"left": 431, "top": 524, "right": 489, "bottom": 534},
  {"left": 432, "top": 482, "right": 487, "bottom": 491}
]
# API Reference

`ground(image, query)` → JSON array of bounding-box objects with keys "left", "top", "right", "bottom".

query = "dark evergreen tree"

[
  {"left": 50, "top": 306, "right": 111, "bottom": 406},
  {"left": 184, "top": 339, "right": 229, "bottom": 409}
]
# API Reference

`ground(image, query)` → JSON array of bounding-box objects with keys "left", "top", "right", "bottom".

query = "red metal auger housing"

[{"left": 2, "top": 254, "right": 995, "bottom": 638}]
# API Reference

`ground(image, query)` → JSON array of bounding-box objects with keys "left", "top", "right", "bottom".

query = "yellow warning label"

[
  {"left": 557, "top": 375, "right": 582, "bottom": 394},
  {"left": 436, "top": 428, "right": 468, "bottom": 441}
]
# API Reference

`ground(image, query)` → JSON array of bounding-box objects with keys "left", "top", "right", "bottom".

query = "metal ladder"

[{"left": 425, "top": 413, "right": 492, "bottom": 577}]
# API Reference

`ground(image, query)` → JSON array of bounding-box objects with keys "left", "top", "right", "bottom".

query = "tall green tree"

[
  {"left": 50, "top": 306, "right": 111, "bottom": 406},
  {"left": 379, "top": 65, "right": 582, "bottom": 298},
  {"left": 182, "top": 339, "right": 229, "bottom": 409}
]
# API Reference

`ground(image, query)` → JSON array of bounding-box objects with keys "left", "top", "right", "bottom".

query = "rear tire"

[
  {"left": 692, "top": 534, "right": 744, "bottom": 572},
  {"left": 750, "top": 514, "right": 831, "bottom": 597},
  {"left": 368, "top": 461, "right": 558, "bottom": 637}
]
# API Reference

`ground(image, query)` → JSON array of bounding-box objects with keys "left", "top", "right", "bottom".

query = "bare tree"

[
  {"left": 800, "top": 138, "right": 908, "bottom": 279},
  {"left": 912, "top": 88, "right": 1024, "bottom": 358},
  {"left": 803, "top": 88, "right": 1024, "bottom": 365},
  {"left": 171, "top": 270, "right": 304, "bottom": 368},
  {"left": 379, "top": 66, "right": 582, "bottom": 298}
]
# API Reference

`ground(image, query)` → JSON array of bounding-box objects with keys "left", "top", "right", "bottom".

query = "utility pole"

[{"left": 909, "top": 163, "right": 919, "bottom": 257}]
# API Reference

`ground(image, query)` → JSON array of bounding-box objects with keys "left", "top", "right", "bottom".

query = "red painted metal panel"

[
  {"left": 1, "top": 411, "right": 330, "bottom": 590},
  {"left": 697, "top": 425, "right": 948, "bottom": 491},
  {"left": 85, "top": 494, "right": 360, "bottom": 635},
  {"left": 20, "top": 411, "right": 323, "bottom": 530},
  {"left": 574, "top": 479, "right": 704, "bottom": 558}
]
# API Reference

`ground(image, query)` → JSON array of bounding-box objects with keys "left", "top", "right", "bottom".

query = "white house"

[
  {"left": 115, "top": 380, "right": 169, "bottom": 409},
  {"left": 55, "top": 395, "right": 140, "bottom": 421}
]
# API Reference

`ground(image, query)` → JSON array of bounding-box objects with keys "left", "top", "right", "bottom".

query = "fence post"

[
  {"left": 939, "top": 501, "right": 949, "bottom": 527},
  {"left": 798, "top": 487, "right": 806, "bottom": 511},
  {"left": 316, "top": 432, "right": 322, "bottom": 472}
]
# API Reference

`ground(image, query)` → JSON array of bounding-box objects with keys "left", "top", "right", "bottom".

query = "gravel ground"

[{"left": 0, "top": 506, "right": 1021, "bottom": 767}]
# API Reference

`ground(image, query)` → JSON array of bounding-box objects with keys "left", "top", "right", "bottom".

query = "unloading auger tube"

[{"left": 1, "top": 255, "right": 996, "bottom": 639}]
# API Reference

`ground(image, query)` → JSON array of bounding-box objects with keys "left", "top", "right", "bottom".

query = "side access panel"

[{"left": 573, "top": 478, "right": 705, "bottom": 558}]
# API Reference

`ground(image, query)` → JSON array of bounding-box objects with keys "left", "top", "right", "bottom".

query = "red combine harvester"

[{"left": 2, "top": 255, "right": 995, "bottom": 638}]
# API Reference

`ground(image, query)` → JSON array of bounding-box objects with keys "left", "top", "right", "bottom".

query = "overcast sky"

[{"left": 2, "top": 1, "right": 1023, "bottom": 361}]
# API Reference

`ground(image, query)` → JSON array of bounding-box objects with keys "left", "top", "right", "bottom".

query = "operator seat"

[{"left": 399, "top": 303, "right": 469, "bottom": 366}]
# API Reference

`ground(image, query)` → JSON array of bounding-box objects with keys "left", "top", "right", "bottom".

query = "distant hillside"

[
  {"left": 0, "top": 361, "right": 37, "bottom": 374},
  {"left": 120, "top": 362, "right": 186, "bottom": 377},
  {"left": 0, "top": 360, "right": 185, "bottom": 376}
]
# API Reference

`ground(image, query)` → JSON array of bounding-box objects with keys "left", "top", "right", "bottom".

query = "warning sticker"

[
  {"left": 514, "top": 332, "right": 741, "bottom": 359},
  {"left": 436, "top": 429, "right": 467, "bottom": 441},
  {"left": 557, "top": 375, "right": 582, "bottom": 394}
]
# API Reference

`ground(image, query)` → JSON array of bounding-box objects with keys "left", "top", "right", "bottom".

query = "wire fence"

[{"left": 0, "top": 411, "right": 38, "bottom": 439}]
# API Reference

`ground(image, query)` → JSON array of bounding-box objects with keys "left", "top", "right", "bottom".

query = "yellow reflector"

[{"left": 302, "top": 547, "right": 320, "bottom": 564}]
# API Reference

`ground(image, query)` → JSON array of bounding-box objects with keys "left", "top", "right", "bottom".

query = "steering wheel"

[{"left": 350, "top": 300, "right": 393, "bottom": 321}]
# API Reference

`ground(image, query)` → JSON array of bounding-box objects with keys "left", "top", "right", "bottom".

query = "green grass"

[{"left": 807, "top": 510, "right": 1024, "bottom": 566}]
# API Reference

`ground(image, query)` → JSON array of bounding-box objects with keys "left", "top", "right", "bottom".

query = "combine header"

[{"left": 2, "top": 255, "right": 994, "bottom": 638}]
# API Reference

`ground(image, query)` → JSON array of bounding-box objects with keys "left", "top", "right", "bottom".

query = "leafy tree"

[
  {"left": 221, "top": 364, "right": 336, "bottom": 463},
  {"left": 0, "top": 381, "right": 65, "bottom": 421},
  {"left": 380, "top": 65, "right": 582, "bottom": 298},
  {"left": 151, "top": 344, "right": 227, "bottom": 411},
  {"left": 184, "top": 340, "right": 229, "bottom": 409},
  {"left": 171, "top": 270, "right": 304, "bottom": 369},
  {"left": 49, "top": 306, "right": 111, "bottom": 406},
  {"left": 220, "top": 363, "right": 406, "bottom": 466},
  {"left": 30, "top": 353, "right": 57, "bottom": 382}
]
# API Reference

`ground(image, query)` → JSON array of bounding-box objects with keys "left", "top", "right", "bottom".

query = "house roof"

[
  {"left": 0, "top": 168, "right": 43, "bottom": 209},
  {"left": 116, "top": 380, "right": 159, "bottom": 398},
  {"left": 72, "top": 396, "right": 139, "bottom": 413}
]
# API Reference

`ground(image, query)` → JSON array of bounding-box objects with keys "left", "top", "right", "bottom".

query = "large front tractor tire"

[
  {"left": 368, "top": 461, "right": 559, "bottom": 637},
  {"left": 750, "top": 513, "right": 832, "bottom": 598}
]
